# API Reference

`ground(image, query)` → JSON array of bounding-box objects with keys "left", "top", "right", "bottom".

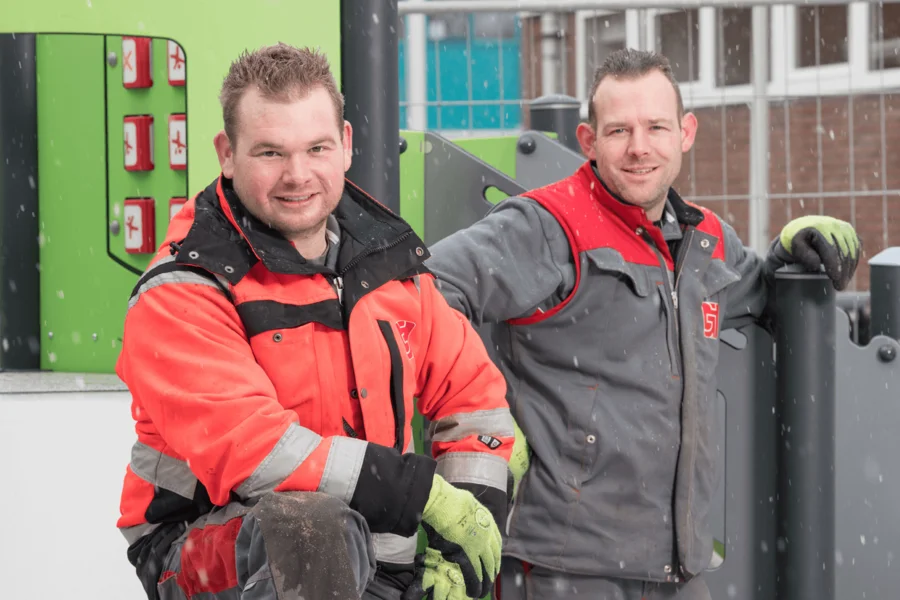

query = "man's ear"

[
  {"left": 214, "top": 130, "right": 235, "bottom": 178},
  {"left": 680, "top": 112, "right": 698, "bottom": 153},
  {"left": 342, "top": 120, "right": 353, "bottom": 172},
  {"left": 576, "top": 122, "right": 597, "bottom": 160}
]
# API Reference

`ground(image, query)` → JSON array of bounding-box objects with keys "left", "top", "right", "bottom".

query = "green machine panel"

[
  {"left": 106, "top": 35, "right": 188, "bottom": 273},
  {"left": 38, "top": 34, "right": 188, "bottom": 372},
  {"left": 37, "top": 34, "right": 135, "bottom": 372}
]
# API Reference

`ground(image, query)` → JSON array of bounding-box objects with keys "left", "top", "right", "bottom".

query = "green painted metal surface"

[
  {"left": 11, "top": 1, "right": 340, "bottom": 373},
  {"left": 5, "top": 0, "right": 342, "bottom": 193},
  {"left": 37, "top": 34, "right": 135, "bottom": 372},
  {"left": 455, "top": 136, "right": 518, "bottom": 204},
  {"left": 106, "top": 35, "right": 187, "bottom": 274}
]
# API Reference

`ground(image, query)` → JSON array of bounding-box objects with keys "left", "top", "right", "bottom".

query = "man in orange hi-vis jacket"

[{"left": 116, "top": 43, "right": 514, "bottom": 600}]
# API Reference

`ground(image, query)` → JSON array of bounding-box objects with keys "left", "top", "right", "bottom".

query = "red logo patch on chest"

[
  {"left": 702, "top": 301, "right": 720, "bottom": 339},
  {"left": 396, "top": 320, "right": 416, "bottom": 359}
]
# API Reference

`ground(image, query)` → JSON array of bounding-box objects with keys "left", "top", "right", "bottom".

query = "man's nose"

[
  {"left": 283, "top": 154, "right": 313, "bottom": 185},
  {"left": 627, "top": 129, "right": 651, "bottom": 158}
]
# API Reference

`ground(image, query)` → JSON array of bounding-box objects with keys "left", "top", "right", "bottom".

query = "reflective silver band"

[
  {"left": 130, "top": 441, "right": 197, "bottom": 499},
  {"left": 236, "top": 422, "right": 323, "bottom": 499},
  {"left": 317, "top": 436, "right": 368, "bottom": 504},
  {"left": 436, "top": 451, "right": 508, "bottom": 491},
  {"left": 428, "top": 408, "right": 514, "bottom": 443},
  {"left": 373, "top": 532, "right": 418, "bottom": 565}
]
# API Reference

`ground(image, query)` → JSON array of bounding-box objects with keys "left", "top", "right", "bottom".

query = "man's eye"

[
  {"left": 310, "top": 146, "right": 324, "bottom": 153},
  {"left": 261, "top": 151, "right": 279, "bottom": 157}
]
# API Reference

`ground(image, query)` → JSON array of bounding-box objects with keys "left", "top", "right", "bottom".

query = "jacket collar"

[
  {"left": 587, "top": 161, "right": 704, "bottom": 230},
  {"left": 175, "top": 175, "right": 428, "bottom": 288}
]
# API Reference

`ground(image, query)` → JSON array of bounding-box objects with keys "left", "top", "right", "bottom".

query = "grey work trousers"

[
  {"left": 496, "top": 560, "right": 712, "bottom": 600},
  {"left": 152, "top": 491, "right": 406, "bottom": 600}
]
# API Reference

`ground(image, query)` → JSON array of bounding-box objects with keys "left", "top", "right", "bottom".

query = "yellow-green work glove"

[
  {"left": 403, "top": 548, "right": 469, "bottom": 600},
  {"left": 775, "top": 215, "right": 861, "bottom": 290},
  {"left": 409, "top": 474, "right": 501, "bottom": 600},
  {"left": 508, "top": 419, "right": 531, "bottom": 498}
]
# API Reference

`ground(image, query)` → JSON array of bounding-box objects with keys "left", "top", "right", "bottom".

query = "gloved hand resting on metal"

[{"left": 772, "top": 215, "right": 861, "bottom": 290}]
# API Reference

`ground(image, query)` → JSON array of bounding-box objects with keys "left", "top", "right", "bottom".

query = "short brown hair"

[
  {"left": 219, "top": 43, "right": 344, "bottom": 144},
  {"left": 587, "top": 48, "right": 684, "bottom": 127}
]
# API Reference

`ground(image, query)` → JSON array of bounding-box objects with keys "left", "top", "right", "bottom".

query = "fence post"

[
  {"left": 869, "top": 247, "right": 900, "bottom": 342},
  {"left": 774, "top": 265, "right": 836, "bottom": 600},
  {"left": 341, "top": 0, "right": 400, "bottom": 212},
  {"left": 528, "top": 94, "right": 581, "bottom": 153}
]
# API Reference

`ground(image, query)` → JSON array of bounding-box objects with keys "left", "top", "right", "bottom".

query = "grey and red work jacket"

[{"left": 427, "top": 161, "right": 779, "bottom": 582}]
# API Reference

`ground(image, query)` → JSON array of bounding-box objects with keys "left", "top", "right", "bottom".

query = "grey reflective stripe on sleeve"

[
  {"left": 317, "top": 436, "right": 368, "bottom": 504},
  {"left": 235, "top": 422, "right": 323, "bottom": 499},
  {"left": 436, "top": 452, "right": 508, "bottom": 491},
  {"left": 128, "top": 255, "right": 230, "bottom": 310},
  {"left": 120, "top": 522, "right": 160, "bottom": 545},
  {"left": 372, "top": 532, "right": 418, "bottom": 565},
  {"left": 428, "top": 408, "right": 515, "bottom": 443},
  {"left": 130, "top": 441, "right": 197, "bottom": 499}
]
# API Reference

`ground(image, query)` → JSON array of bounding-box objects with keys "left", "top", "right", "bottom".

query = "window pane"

[
  {"left": 474, "top": 13, "right": 517, "bottom": 39},
  {"left": 427, "top": 14, "right": 468, "bottom": 41},
  {"left": 584, "top": 12, "right": 627, "bottom": 91},
  {"left": 870, "top": 3, "right": 900, "bottom": 70},
  {"left": 716, "top": 8, "right": 752, "bottom": 86},
  {"left": 797, "top": 5, "right": 848, "bottom": 67},
  {"left": 656, "top": 10, "right": 700, "bottom": 83}
]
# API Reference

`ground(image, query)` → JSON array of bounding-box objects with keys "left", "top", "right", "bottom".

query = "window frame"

[
  {"left": 575, "top": 8, "right": 635, "bottom": 118},
  {"left": 573, "top": 3, "right": 900, "bottom": 113}
]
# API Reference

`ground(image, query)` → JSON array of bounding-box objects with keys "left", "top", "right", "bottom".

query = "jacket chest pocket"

[
  {"left": 249, "top": 324, "right": 325, "bottom": 431},
  {"left": 583, "top": 249, "right": 653, "bottom": 321},
  {"left": 585, "top": 248, "right": 680, "bottom": 374}
]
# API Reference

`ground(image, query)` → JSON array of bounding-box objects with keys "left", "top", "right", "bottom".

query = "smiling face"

[
  {"left": 576, "top": 69, "right": 697, "bottom": 221},
  {"left": 214, "top": 85, "right": 352, "bottom": 256}
]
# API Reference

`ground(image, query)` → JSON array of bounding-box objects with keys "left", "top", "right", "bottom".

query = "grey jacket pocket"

[{"left": 585, "top": 248, "right": 652, "bottom": 298}]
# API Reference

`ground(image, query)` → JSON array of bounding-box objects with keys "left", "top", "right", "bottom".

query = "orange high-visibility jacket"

[{"left": 116, "top": 176, "right": 514, "bottom": 565}]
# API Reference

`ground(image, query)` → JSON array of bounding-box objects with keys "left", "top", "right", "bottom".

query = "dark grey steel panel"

[
  {"left": 422, "top": 131, "right": 525, "bottom": 246},
  {"left": 835, "top": 310, "right": 900, "bottom": 599},
  {"left": 341, "top": 0, "right": 400, "bottom": 212},
  {"left": 0, "top": 34, "right": 40, "bottom": 370},
  {"left": 514, "top": 130, "right": 583, "bottom": 190},
  {"left": 706, "top": 325, "right": 778, "bottom": 599}
]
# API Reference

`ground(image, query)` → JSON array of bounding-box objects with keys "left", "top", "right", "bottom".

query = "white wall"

[{"left": 0, "top": 373, "right": 145, "bottom": 599}]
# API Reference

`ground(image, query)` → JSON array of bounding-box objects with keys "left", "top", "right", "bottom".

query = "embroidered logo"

[
  {"left": 478, "top": 435, "right": 502, "bottom": 450},
  {"left": 702, "top": 301, "right": 720, "bottom": 339},
  {"left": 396, "top": 320, "right": 416, "bottom": 359}
]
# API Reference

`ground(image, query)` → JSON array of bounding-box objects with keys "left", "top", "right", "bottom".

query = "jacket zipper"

[
  {"left": 332, "top": 276, "right": 344, "bottom": 304},
  {"left": 505, "top": 464, "right": 531, "bottom": 536},
  {"left": 641, "top": 228, "right": 683, "bottom": 375},
  {"left": 338, "top": 230, "right": 413, "bottom": 276}
]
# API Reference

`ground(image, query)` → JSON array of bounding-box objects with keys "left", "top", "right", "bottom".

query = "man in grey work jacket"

[{"left": 425, "top": 48, "right": 861, "bottom": 599}]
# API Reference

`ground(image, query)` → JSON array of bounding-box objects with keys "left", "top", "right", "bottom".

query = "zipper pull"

[
  {"left": 671, "top": 290, "right": 679, "bottom": 310},
  {"left": 333, "top": 276, "right": 344, "bottom": 304}
]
